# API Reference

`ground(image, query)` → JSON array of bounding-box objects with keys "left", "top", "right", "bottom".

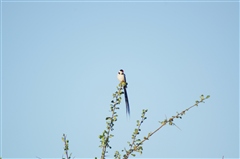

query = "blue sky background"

[{"left": 1, "top": 0, "right": 239, "bottom": 158}]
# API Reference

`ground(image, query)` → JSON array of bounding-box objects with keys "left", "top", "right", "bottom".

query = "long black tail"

[{"left": 123, "top": 86, "right": 130, "bottom": 116}]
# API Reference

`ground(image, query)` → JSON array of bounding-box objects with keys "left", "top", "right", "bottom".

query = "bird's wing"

[{"left": 124, "top": 74, "right": 127, "bottom": 88}]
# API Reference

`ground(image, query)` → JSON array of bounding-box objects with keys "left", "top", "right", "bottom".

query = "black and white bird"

[{"left": 117, "top": 69, "right": 130, "bottom": 116}]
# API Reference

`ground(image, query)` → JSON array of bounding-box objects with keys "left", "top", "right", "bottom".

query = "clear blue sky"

[{"left": 1, "top": 0, "right": 239, "bottom": 158}]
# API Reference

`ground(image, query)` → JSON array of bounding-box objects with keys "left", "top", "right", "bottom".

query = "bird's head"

[{"left": 118, "top": 69, "right": 124, "bottom": 75}]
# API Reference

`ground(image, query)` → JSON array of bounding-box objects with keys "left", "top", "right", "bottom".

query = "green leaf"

[
  {"left": 148, "top": 132, "right": 151, "bottom": 137},
  {"left": 144, "top": 136, "right": 149, "bottom": 140},
  {"left": 106, "top": 117, "right": 111, "bottom": 120},
  {"left": 109, "top": 134, "right": 114, "bottom": 138},
  {"left": 195, "top": 100, "right": 199, "bottom": 106},
  {"left": 206, "top": 95, "right": 210, "bottom": 99}
]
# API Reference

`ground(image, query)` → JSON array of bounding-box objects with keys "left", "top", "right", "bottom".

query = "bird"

[{"left": 117, "top": 69, "right": 130, "bottom": 116}]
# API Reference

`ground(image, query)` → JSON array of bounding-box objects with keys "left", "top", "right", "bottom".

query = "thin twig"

[
  {"left": 124, "top": 95, "right": 210, "bottom": 158},
  {"left": 100, "top": 85, "right": 123, "bottom": 159}
]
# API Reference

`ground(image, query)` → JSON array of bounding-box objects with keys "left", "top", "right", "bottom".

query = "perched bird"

[{"left": 117, "top": 69, "right": 130, "bottom": 116}]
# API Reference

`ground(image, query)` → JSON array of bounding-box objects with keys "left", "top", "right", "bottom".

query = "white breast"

[{"left": 117, "top": 74, "right": 125, "bottom": 82}]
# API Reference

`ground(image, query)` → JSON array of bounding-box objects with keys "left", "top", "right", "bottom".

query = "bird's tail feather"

[{"left": 123, "top": 86, "right": 130, "bottom": 116}]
